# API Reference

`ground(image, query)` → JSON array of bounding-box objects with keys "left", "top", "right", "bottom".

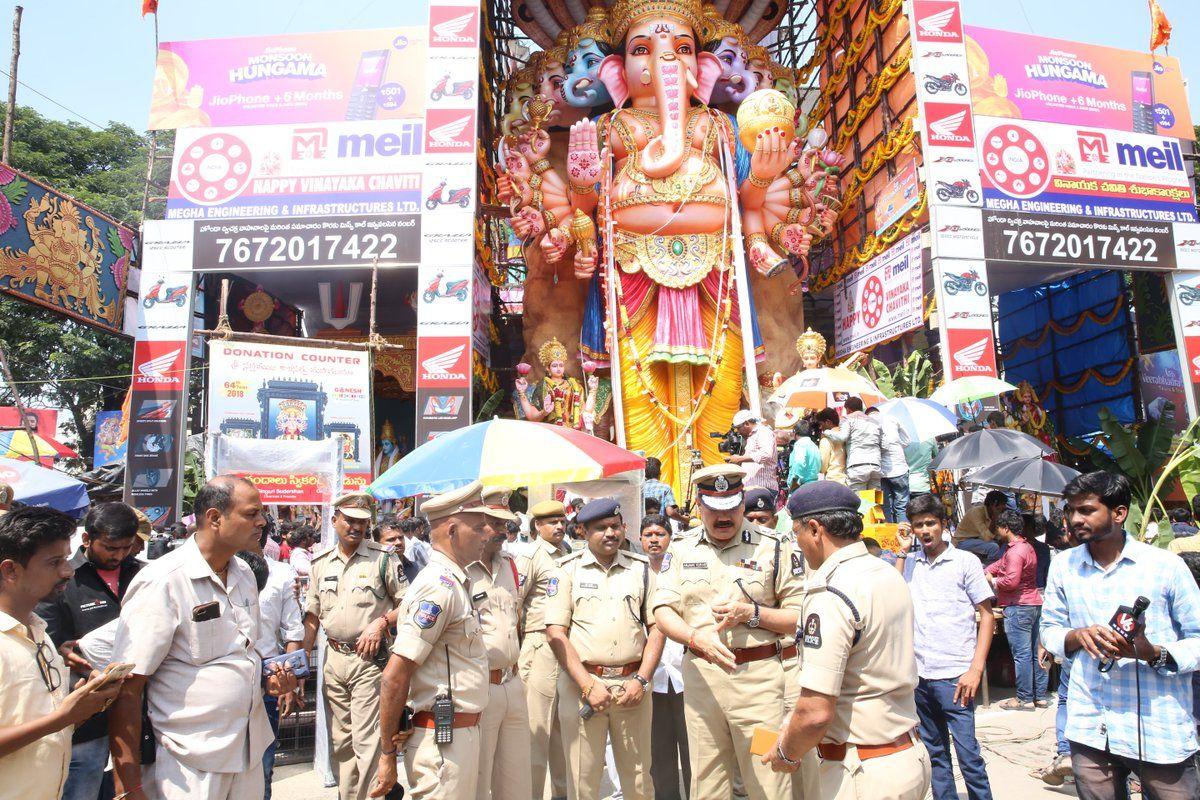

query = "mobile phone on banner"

[
  {"left": 1131, "top": 71, "right": 1156, "bottom": 134},
  {"left": 345, "top": 50, "right": 389, "bottom": 121}
]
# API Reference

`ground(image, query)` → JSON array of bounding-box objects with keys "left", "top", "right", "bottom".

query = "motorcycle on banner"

[
  {"left": 943, "top": 269, "right": 987, "bottom": 296},
  {"left": 1177, "top": 285, "right": 1200, "bottom": 305},
  {"left": 142, "top": 278, "right": 189, "bottom": 308},
  {"left": 924, "top": 72, "right": 968, "bottom": 96},
  {"left": 935, "top": 179, "right": 980, "bottom": 203},
  {"left": 422, "top": 272, "right": 469, "bottom": 303},
  {"left": 430, "top": 73, "right": 474, "bottom": 101},
  {"left": 425, "top": 180, "right": 472, "bottom": 209}
]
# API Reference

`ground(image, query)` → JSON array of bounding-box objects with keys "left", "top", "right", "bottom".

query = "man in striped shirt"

[{"left": 727, "top": 410, "right": 778, "bottom": 495}]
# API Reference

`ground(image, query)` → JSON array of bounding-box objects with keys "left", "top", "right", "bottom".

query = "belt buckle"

[
  {"left": 499, "top": 666, "right": 514, "bottom": 683},
  {"left": 599, "top": 665, "right": 623, "bottom": 679}
]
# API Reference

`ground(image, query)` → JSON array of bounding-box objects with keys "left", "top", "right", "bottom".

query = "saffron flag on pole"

[
  {"left": 1149, "top": 0, "right": 1172, "bottom": 51},
  {"left": 142, "top": 0, "right": 159, "bottom": 16}
]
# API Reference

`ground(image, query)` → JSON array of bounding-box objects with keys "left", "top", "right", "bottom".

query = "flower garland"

[
  {"left": 828, "top": 44, "right": 912, "bottom": 154},
  {"left": 998, "top": 295, "right": 1127, "bottom": 359},
  {"left": 795, "top": 0, "right": 858, "bottom": 85},
  {"left": 473, "top": 350, "right": 499, "bottom": 394},
  {"left": 837, "top": 118, "right": 917, "bottom": 214},
  {"left": 803, "top": 0, "right": 907, "bottom": 138},
  {"left": 1042, "top": 359, "right": 1135, "bottom": 395},
  {"left": 810, "top": 184, "right": 927, "bottom": 293}
]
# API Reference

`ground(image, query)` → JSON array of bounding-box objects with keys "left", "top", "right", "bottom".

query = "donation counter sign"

[
  {"left": 833, "top": 232, "right": 924, "bottom": 358},
  {"left": 207, "top": 341, "right": 373, "bottom": 492},
  {"left": 149, "top": 28, "right": 427, "bottom": 129},
  {"left": 964, "top": 26, "right": 1193, "bottom": 137}
]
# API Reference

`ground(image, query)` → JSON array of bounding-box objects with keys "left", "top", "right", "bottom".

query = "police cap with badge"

[
  {"left": 423, "top": 480, "right": 518, "bottom": 522},
  {"left": 691, "top": 464, "right": 746, "bottom": 511},
  {"left": 743, "top": 487, "right": 776, "bottom": 515},
  {"left": 574, "top": 497, "right": 622, "bottom": 527},
  {"left": 332, "top": 492, "right": 376, "bottom": 520},
  {"left": 785, "top": 480, "right": 860, "bottom": 520}
]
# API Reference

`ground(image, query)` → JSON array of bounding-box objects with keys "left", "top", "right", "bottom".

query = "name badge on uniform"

[
  {"left": 791, "top": 552, "right": 804, "bottom": 577},
  {"left": 323, "top": 575, "right": 338, "bottom": 582},
  {"left": 802, "top": 613, "right": 822, "bottom": 649},
  {"left": 682, "top": 561, "right": 707, "bottom": 570},
  {"left": 741, "top": 529, "right": 752, "bottom": 544},
  {"left": 579, "top": 581, "right": 599, "bottom": 590},
  {"left": 471, "top": 591, "right": 487, "bottom": 603}
]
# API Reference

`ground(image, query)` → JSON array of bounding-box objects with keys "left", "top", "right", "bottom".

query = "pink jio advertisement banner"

[
  {"left": 964, "top": 26, "right": 1193, "bottom": 138},
  {"left": 149, "top": 28, "right": 427, "bottom": 130}
]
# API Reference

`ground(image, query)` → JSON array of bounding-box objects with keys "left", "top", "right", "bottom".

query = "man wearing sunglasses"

[{"left": 0, "top": 506, "right": 126, "bottom": 800}]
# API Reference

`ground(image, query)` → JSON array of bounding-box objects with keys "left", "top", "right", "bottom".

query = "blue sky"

[{"left": 0, "top": 0, "right": 1196, "bottom": 131}]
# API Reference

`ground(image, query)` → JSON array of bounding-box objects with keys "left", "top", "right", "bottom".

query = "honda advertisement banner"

[
  {"left": 415, "top": 1, "right": 480, "bottom": 444},
  {"left": 934, "top": 258, "right": 999, "bottom": 381},
  {"left": 963, "top": 26, "right": 1193, "bottom": 137},
  {"left": 206, "top": 341, "right": 373, "bottom": 493},
  {"left": 149, "top": 28, "right": 428, "bottom": 129},
  {"left": 909, "top": 0, "right": 983, "bottom": 209},
  {"left": 833, "top": 232, "right": 924, "bottom": 357},
  {"left": 124, "top": 221, "right": 196, "bottom": 527},
  {"left": 976, "top": 117, "right": 1197, "bottom": 223},
  {"left": 1169, "top": 271, "right": 1200, "bottom": 420}
]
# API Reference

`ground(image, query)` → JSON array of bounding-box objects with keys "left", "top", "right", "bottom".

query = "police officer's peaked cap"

[{"left": 333, "top": 492, "right": 376, "bottom": 520}]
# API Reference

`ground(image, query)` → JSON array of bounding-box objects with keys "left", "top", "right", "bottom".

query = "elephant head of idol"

[
  {"left": 698, "top": 6, "right": 756, "bottom": 107},
  {"left": 500, "top": 64, "right": 538, "bottom": 138},
  {"left": 599, "top": 0, "right": 722, "bottom": 178},
  {"left": 534, "top": 34, "right": 588, "bottom": 127},
  {"left": 563, "top": 5, "right": 615, "bottom": 109}
]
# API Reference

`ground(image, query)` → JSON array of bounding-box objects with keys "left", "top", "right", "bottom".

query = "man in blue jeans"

[{"left": 895, "top": 493, "right": 996, "bottom": 800}]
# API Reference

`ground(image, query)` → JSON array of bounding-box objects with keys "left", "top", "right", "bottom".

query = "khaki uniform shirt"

[
  {"left": 545, "top": 548, "right": 656, "bottom": 666},
  {"left": 517, "top": 536, "right": 571, "bottom": 634},
  {"left": 391, "top": 550, "right": 489, "bottom": 714},
  {"left": 304, "top": 539, "right": 408, "bottom": 642},
  {"left": 465, "top": 552, "right": 523, "bottom": 670},
  {"left": 652, "top": 521, "right": 805, "bottom": 650},
  {"left": 112, "top": 535, "right": 273, "bottom": 772},
  {"left": 0, "top": 611, "right": 70, "bottom": 800},
  {"left": 798, "top": 541, "right": 920, "bottom": 745}
]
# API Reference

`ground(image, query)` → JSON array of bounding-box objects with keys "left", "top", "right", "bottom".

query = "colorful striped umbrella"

[
  {"left": 369, "top": 419, "right": 646, "bottom": 499},
  {"left": 876, "top": 398, "right": 958, "bottom": 441},
  {"left": 0, "top": 430, "right": 79, "bottom": 462}
]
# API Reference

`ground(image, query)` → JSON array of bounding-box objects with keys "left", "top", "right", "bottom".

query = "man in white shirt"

[
  {"left": 108, "top": 476, "right": 296, "bottom": 800},
  {"left": 867, "top": 407, "right": 912, "bottom": 523},
  {"left": 727, "top": 410, "right": 778, "bottom": 494},
  {"left": 639, "top": 514, "right": 688, "bottom": 800},
  {"left": 247, "top": 528, "right": 304, "bottom": 799}
]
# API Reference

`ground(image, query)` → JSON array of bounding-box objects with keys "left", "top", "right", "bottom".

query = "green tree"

[{"left": 0, "top": 103, "right": 164, "bottom": 464}]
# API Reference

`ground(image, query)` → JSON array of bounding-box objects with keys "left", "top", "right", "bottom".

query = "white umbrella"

[
  {"left": 877, "top": 398, "right": 958, "bottom": 441},
  {"left": 930, "top": 376, "right": 1018, "bottom": 408}
]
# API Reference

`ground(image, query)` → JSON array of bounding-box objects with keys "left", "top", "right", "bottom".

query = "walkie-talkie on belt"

[{"left": 433, "top": 645, "right": 454, "bottom": 744}]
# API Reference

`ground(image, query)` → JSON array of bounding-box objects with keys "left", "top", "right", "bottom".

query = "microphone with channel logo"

[{"left": 1098, "top": 596, "right": 1150, "bottom": 673}]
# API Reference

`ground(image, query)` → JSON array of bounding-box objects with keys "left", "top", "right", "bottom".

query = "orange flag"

[
  {"left": 142, "top": 0, "right": 158, "bottom": 16},
  {"left": 1149, "top": 0, "right": 1172, "bottom": 50}
]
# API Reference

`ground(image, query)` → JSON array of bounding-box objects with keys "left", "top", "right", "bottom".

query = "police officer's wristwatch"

[
  {"left": 748, "top": 601, "right": 761, "bottom": 628},
  {"left": 634, "top": 674, "right": 651, "bottom": 691}
]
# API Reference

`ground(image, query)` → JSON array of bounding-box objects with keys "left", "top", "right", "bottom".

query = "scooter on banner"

[
  {"left": 422, "top": 271, "right": 469, "bottom": 303},
  {"left": 924, "top": 72, "right": 968, "bottom": 96},
  {"left": 425, "top": 181, "right": 472, "bottom": 209},
  {"left": 430, "top": 73, "right": 474, "bottom": 101},
  {"left": 935, "top": 179, "right": 980, "bottom": 203},
  {"left": 142, "top": 278, "right": 189, "bottom": 308},
  {"left": 943, "top": 269, "right": 987, "bottom": 296}
]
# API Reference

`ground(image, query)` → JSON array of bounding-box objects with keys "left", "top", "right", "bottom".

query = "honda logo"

[
  {"left": 953, "top": 338, "right": 990, "bottom": 370},
  {"left": 424, "top": 110, "right": 475, "bottom": 153},
  {"left": 430, "top": 7, "right": 479, "bottom": 47},
  {"left": 914, "top": 1, "right": 963, "bottom": 43},
  {"left": 924, "top": 103, "right": 974, "bottom": 147},
  {"left": 419, "top": 339, "right": 470, "bottom": 386},
  {"left": 133, "top": 342, "right": 186, "bottom": 389}
]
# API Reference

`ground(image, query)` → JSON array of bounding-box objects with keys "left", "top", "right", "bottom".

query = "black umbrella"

[
  {"left": 962, "top": 457, "right": 1081, "bottom": 497},
  {"left": 930, "top": 429, "right": 1054, "bottom": 471}
]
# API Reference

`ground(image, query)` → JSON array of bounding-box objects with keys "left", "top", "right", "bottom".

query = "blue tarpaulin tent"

[{"left": 0, "top": 456, "right": 89, "bottom": 517}]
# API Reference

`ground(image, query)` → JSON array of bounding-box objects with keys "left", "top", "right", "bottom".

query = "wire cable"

[{"left": 0, "top": 67, "right": 106, "bottom": 130}]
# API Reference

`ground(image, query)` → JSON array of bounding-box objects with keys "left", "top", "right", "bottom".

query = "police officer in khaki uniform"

[
  {"left": 517, "top": 499, "right": 573, "bottom": 799},
  {"left": 466, "top": 486, "right": 533, "bottom": 800},
  {"left": 545, "top": 498, "right": 663, "bottom": 800},
  {"left": 764, "top": 481, "right": 931, "bottom": 800},
  {"left": 743, "top": 487, "right": 818, "bottom": 800},
  {"left": 374, "top": 480, "right": 517, "bottom": 799},
  {"left": 302, "top": 493, "right": 407, "bottom": 800},
  {"left": 652, "top": 464, "right": 808, "bottom": 799}
]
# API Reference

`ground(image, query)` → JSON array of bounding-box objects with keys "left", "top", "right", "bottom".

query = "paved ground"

[{"left": 271, "top": 691, "right": 1076, "bottom": 799}]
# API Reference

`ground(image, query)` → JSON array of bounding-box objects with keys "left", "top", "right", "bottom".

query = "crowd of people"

[{"left": 2, "top": 412, "right": 1200, "bottom": 800}]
